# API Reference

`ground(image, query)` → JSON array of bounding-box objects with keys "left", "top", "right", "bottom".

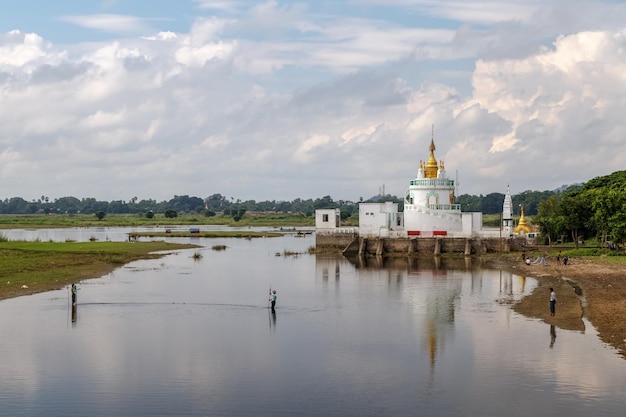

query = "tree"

[
  {"left": 168, "top": 195, "right": 205, "bottom": 213},
  {"left": 146, "top": 211, "right": 154, "bottom": 219},
  {"left": 95, "top": 211, "right": 106, "bottom": 220},
  {"left": 54, "top": 196, "right": 81, "bottom": 214},
  {"left": 534, "top": 195, "right": 565, "bottom": 245},
  {"left": 164, "top": 209, "right": 178, "bottom": 218},
  {"left": 480, "top": 193, "right": 505, "bottom": 214},
  {"left": 232, "top": 208, "right": 246, "bottom": 222},
  {"left": 561, "top": 190, "right": 592, "bottom": 248}
]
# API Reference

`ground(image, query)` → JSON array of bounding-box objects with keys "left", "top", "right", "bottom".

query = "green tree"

[
  {"left": 95, "top": 211, "right": 106, "bottom": 220},
  {"left": 560, "top": 190, "right": 592, "bottom": 248},
  {"left": 534, "top": 195, "right": 565, "bottom": 245},
  {"left": 480, "top": 193, "right": 505, "bottom": 214},
  {"left": 164, "top": 209, "right": 178, "bottom": 218}
]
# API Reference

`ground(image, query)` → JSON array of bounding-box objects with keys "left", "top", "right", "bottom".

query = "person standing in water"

[
  {"left": 269, "top": 289, "right": 277, "bottom": 312},
  {"left": 549, "top": 287, "right": 556, "bottom": 316},
  {"left": 71, "top": 283, "right": 78, "bottom": 305}
]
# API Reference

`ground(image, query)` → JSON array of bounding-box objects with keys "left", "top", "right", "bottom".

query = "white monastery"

[{"left": 316, "top": 133, "right": 532, "bottom": 240}]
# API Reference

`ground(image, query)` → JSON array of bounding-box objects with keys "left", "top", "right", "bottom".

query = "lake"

[{"left": 1, "top": 228, "right": 625, "bottom": 416}]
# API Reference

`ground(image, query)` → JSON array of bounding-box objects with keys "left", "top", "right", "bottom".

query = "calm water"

[{"left": 1, "top": 229, "right": 625, "bottom": 416}]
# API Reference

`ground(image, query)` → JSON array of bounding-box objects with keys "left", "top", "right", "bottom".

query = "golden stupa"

[
  {"left": 424, "top": 138, "right": 439, "bottom": 179},
  {"left": 514, "top": 205, "right": 532, "bottom": 234}
]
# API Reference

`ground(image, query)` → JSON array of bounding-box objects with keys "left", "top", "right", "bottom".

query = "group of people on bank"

[{"left": 522, "top": 251, "right": 569, "bottom": 266}]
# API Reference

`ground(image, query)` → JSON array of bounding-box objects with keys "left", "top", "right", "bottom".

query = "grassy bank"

[
  {"left": 0, "top": 212, "right": 348, "bottom": 229},
  {"left": 131, "top": 230, "right": 286, "bottom": 238},
  {"left": 0, "top": 240, "right": 198, "bottom": 301}
]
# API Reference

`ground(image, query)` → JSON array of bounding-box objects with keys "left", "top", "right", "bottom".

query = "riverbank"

[
  {"left": 0, "top": 241, "right": 197, "bottom": 301},
  {"left": 484, "top": 254, "right": 626, "bottom": 358}
]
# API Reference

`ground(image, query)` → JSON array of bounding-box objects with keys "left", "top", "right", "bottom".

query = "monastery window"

[{"left": 322, "top": 214, "right": 329, "bottom": 222}]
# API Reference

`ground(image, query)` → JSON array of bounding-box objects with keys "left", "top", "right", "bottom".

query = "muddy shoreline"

[{"left": 484, "top": 254, "right": 626, "bottom": 358}]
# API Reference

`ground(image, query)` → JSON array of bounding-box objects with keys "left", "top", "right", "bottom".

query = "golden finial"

[{"left": 425, "top": 126, "right": 438, "bottom": 178}]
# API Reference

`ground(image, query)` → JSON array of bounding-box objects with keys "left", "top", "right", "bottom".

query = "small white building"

[{"left": 315, "top": 208, "right": 341, "bottom": 229}]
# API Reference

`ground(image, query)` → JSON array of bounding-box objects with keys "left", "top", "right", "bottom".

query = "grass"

[
  {"left": 0, "top": 213, "right": 317, "bottom": 228},
  {"left": 132, "top": 230, "right": 284, "bottom": 238},
  {"left": 0, "top": 240, "right": 198, "bottom": 300},
  {"left": 0, "top": 212, "right": 357, "bottom": 229},
  {"left": 555, "top": 247, "right": 626, "bottom": 265}
]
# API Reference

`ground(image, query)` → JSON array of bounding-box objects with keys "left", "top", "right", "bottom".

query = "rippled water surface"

[{"left": 1, "top": 230, "right": 625, "bottom": 416}]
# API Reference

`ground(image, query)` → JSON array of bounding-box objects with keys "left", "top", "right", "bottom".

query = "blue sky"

[{"left": 2, "top": 0, "right": 626, "bottom": 202}]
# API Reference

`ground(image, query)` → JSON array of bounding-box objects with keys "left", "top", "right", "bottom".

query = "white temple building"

[{"left": 317, "top": 132, "right": 505, "bottom": 238}]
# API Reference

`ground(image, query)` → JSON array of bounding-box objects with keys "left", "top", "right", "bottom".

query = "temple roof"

[{"left": 424, "top": 138, "right": 439, "bottom": 178}]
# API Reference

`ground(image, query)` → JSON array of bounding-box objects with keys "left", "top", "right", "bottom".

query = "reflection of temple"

[{"left": 315, "top": 255, "right": 463, "bottom": 375}]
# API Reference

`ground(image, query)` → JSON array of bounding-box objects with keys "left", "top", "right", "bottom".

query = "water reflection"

[
  {"left": 269, "top": 309, "right": 277, "bottom": 331},
  {"left": 1, "top": 231, "right": 625, "bottom": 417},
  {"left": 315, "top": 254, "right": 536, "bottom": 386},
  {"left": 71, "top": 303, "right": 78, "bottom": 326}
]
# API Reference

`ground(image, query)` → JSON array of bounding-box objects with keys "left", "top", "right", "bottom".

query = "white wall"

[
  {"left": 461, "top": 212, "right": 483, "bottom": 235},
  {"left": 358, "top": 202, "right": 399, "bottom": 237},
  {"left": 315, "top": 208, "right": 340, "bottom": 229},
  {"left": 403, "top": 204, "right": 463, "bottom": 234}
]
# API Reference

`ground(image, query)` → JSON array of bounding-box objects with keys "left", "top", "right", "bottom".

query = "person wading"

[
  {"left": 269, "top": 289, "right": 277, "bottom": 313},
  {"left": 71, "top": 283, "right": 78, "bottom": 306}
]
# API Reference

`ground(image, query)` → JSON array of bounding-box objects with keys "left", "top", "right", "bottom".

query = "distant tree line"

[
  {"left": 0, "top": 189, "right": 558, "bottom": 218},
  {"left": 456, "top": 189, "right": 556, "bottom": 216},
  {"left": 0, "top": 194, "right": 364, "bottom": 218}
]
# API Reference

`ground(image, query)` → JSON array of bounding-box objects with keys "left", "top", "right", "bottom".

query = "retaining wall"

[{"left": 316, "top": 233, "right": 529, "bottom": 256}]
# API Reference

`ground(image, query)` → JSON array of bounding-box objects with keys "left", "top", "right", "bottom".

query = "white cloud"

[
  {"left": 60, "top": 14, "right": 157, "bottom": 35},
  {"left": 2, "top": 2, "right": 626, "bottom": 201}
]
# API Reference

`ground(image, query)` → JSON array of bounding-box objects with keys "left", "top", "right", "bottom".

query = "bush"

[{"left": 164, "top": 209, "right": 178, "bottom": 218}]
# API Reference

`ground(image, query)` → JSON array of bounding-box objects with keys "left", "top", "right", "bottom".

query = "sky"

[{"left": 2, "top": 0, "right": 626, "bottom": 203}]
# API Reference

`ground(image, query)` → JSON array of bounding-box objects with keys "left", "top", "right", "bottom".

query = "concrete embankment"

[{"left": 316, "top": 233, "right": 528, "bottom": 257}]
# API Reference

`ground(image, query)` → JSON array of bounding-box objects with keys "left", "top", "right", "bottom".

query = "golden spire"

[
  {"left": 514, "top": 205, "right": 532, "bottom": 234},
  {"left": 424, "top": 126, "right": 439, "bottom": 178}
]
